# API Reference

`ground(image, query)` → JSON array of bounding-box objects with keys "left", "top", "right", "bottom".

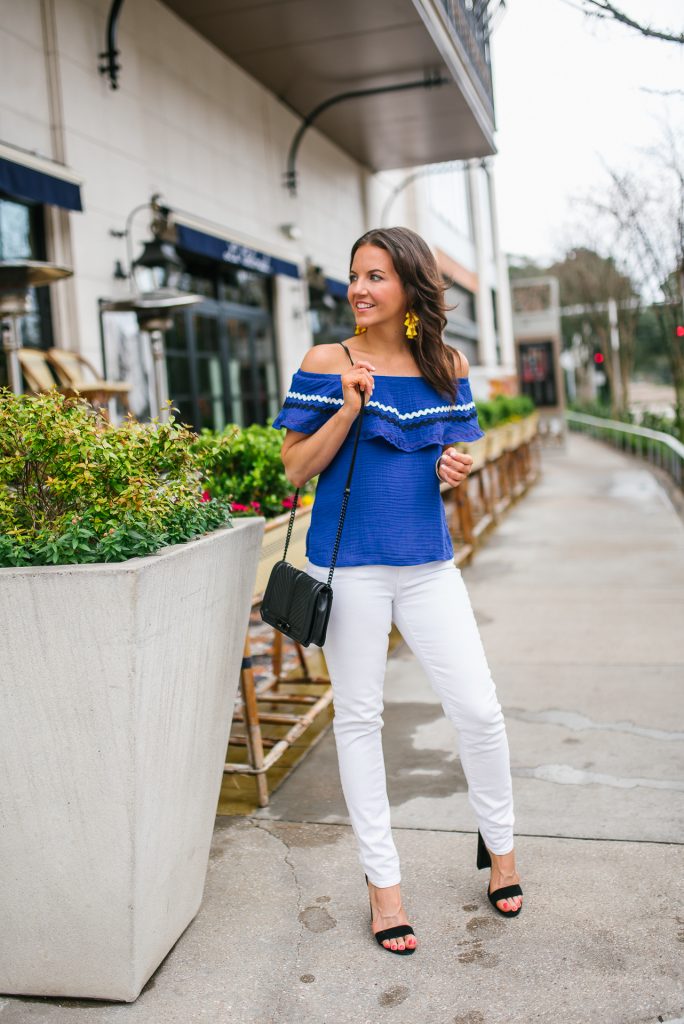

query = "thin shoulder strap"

[
  {"left": 339, "top": 341, "right": 355, "bottom": 366},
  {"left": 281, "top": 340, "right": 365, "bottom": 585}
]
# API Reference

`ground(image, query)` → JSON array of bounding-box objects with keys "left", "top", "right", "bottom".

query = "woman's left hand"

[{"left": 437, "top": 447, "right": 474, "bottom": 487}]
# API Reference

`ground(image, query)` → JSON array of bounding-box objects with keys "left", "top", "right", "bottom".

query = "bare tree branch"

[
  {"left": 640, "top": 87, "right": 684, "bottom": 97},
  {"left": 581, "top": 1, "right": 684, "bottom": 44}
]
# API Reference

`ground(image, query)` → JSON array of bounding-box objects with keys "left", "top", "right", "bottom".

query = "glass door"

[
  {"left": 194, "top": 312, "right": 224, "bottom": 431},
  {"left": 225, "top": 315, "right": 254, "bottom": 427},
  {"left": 166, "top": 300, "right": 279, "bottom": 432},
  {"left": 225, "top": 310, "right": 278, "bottom": 427}
]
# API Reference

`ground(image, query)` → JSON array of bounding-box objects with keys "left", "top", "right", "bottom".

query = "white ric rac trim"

[{"left": 285, "top": 390, "right": 476, "bottom": 419}]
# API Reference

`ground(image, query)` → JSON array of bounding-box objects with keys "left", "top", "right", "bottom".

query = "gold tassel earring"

[
  {"left": 354, "top": 324, "right": 367, "bottom": 335},
  {"left": 404, "top": 311, "right": 419, "bottom": 340}
]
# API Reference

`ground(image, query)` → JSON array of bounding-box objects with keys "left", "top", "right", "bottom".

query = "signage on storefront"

[
  {"left": 221, "top": 242, "right": 272, "bottom": 274},
  {"left": 176, "top": 224, "right": 299, "bottom": 279}
]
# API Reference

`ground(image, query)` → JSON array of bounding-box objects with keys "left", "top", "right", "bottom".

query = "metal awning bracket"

[{"left": 283, "top": 72, "right": 449, "bottom": 197}]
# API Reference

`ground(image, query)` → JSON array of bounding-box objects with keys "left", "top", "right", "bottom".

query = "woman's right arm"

[{"left": 280, "top": 346, "right": 375, "bottom": 489}]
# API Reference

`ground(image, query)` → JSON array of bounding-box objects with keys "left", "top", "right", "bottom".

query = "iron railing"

[
  {"left": 439, "top": 0, "right": 493, "bottom": 104},
  {"left": 566, "top": 411, "right": 684, "bottom": 489}
]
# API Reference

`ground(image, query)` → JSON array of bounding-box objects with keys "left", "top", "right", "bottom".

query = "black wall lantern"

[
  {"left": 130, "top": 197, "right": 186, "bottom": 293},
  {"left": 104, "top": 194, "right": 201, "bottom": 422}
]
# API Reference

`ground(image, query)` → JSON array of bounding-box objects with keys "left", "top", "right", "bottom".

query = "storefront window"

[
  {"left": 0, "top": 199, "right": 36, "bottom": 259},
  {"left": 176, "top": 253, "right": 272, "bottom": 311},
  {"left": 164, "top": 300, "right": 279, "bottom": 433},
  {"left": 220, "top": 268, "right": 270, "bottom": 309},
  {"left": 0, "top": 194, "right": 53, "bottom": 389},
  {"left": 445, "top": 282, "right": 476, "bottom": 323},
  {"left": 443, "top": 280, "right": 478, "bottom": 367},
  {"left": 309, "top": 291, "right": 354, "bottom": 345}
]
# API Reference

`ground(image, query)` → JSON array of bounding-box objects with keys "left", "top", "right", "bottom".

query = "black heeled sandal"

[
  {"left": 365, "top": 873, "right": 416, "bottom": 955},
  {"left": 476, "top": 830, "right": 523, "bottom": 917}
]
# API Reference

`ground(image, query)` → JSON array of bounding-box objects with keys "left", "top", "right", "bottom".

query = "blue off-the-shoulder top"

[{"left": 272, "top": 369, "right": 485, "bottom": 567}]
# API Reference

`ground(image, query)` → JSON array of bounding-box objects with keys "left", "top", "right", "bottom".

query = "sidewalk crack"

[{"left": 251, "top": 819, "right": 305, "bottom": 1023}]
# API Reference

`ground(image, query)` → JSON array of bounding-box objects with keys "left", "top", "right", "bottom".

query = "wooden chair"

[
  {"left": 17, "top": 348, "right": 71, "bottom": 396},
  {"left": 46, "top": 347, "right": 131, "bottom": 412}
]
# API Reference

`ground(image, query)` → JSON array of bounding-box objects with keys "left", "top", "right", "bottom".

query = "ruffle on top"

[{"left": 271, "top": 369, "right": 485, "bottom": 451}]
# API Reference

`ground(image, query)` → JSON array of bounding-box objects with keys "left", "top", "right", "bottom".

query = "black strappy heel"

[
  {"left": 365, "top": 873, "right": 416, "bottom": 955},
  {"left": 476, "top": 830, "right": 523, "bottom": 917}
]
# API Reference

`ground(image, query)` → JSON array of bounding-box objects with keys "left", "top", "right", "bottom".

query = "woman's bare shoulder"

[
  {"left": 450, "top": 348, "right": 470, "bottom": 377},
  {"left": 300, "top": 343, "right": 351, "bottom": 374}
]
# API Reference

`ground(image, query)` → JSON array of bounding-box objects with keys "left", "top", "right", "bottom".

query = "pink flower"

[
  {"left": 200, "top": 489, "right": 211, "bottom": 503},
  {"left": 281, "top": 497, "right": 294, "bottom": 509},
  {"left": 250, "top": 501, "right": 261, "bottom": 511},
  {"left": 231, "top": 502, "right": 250, "bottom": 512}
]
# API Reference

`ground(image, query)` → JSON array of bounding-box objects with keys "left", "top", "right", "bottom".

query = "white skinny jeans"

[{"left": 306, "top": 558, "right": 515, "bottom": 888}]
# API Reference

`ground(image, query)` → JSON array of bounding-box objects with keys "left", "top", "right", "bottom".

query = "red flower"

[
  {"left": 200, "top": 489, "right": 211, "bottom": 503},
  {"left": 231, "top": 502, "right": 250, "bottom": 512},
  {"left": 281, "top": 497, "right": 294, "bottom": 509},
  {"left": 250, "top": 501, "right": 261, "bottom": 511}
]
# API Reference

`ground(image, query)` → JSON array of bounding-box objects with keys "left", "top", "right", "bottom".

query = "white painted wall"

[
  {"left": 0, "top": 0, "right": 367, "bottom": 372},
  {"left": 0, "top": 0, "right": 515, "bottom": 394}
]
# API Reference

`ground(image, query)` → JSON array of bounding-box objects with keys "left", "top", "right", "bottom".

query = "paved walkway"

[{"left": 2, "top": 434, "right": 683, "bottom": 1024}]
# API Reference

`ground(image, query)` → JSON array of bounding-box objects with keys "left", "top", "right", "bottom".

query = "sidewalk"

[{"left": 2, "top": 433, "right": 683, "bottom": 1024}]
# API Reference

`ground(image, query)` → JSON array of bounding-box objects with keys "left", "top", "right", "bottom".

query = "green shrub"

[
  {"left": 639, "top": 410, "right": 679, "bottom": 438},
  {"left": 0, "top": 389, "right": 232, "bottom": 567},
  {"left": 191, "top": 421, "right": 314, "bottom": 518},
  {"left": 476, "top": 394, "right": 535, "bottom": 430},
  {"left": 567, "top": 399, "right": 636, "bottom": 424}
]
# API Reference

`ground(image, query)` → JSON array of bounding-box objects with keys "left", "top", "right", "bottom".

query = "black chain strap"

[{"left": 282, "top": 341, "right": 365, "bottom": 583}]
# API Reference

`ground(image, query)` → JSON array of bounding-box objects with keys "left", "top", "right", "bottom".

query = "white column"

[
  {"left": 41, "top": 0, "right": 80, "bottom": 355},
  {"left": 467, "top": 160, "right": 497, "bottom": 369},
  {"left": 484, "top": 160, "right": 516, "bottom": 371},
  {"left": 273, "top": 273, "right": 311, "bottom": 396}
]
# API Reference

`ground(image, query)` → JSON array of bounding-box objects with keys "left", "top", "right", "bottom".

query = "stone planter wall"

[{"left": 0, "top": 518, "right": 264, "bottom": 1002}]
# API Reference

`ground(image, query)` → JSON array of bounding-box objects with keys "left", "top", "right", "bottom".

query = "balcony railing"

[{"left": 439, "top": 0, "right": 494, "bottom": 104}]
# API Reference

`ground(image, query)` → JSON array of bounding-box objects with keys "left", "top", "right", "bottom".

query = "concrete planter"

[
  {"left": 484, "top": 424, "right": 508, "bottom": 461},
  {"left": 520, "top": 410, "right": 540, "bottom": 443},
  {"left": 0, "top": 518, "right": 264, "bottom": 1002},
  {"left": 253, "top": 503, "right": 313, "bottom": 598},
  {"left": 501, "top": 420, "right": 524, "bottom": 451},
  {"left": 454, "top": 435, "right": 488, "bottom": 471}
]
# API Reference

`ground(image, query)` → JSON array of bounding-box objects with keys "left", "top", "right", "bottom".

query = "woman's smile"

[{"left": 348, "top": 244, "right": 408, "bottom": 329}]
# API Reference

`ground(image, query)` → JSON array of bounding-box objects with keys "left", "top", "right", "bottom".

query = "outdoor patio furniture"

[
  {"left": 17, "top": 347, "right": 72, "bottom": 396},
  {"left": 227, "top": 624, "right": 332, "bottom": 807},
  {"left": 47, "top": 347, "right": 131, "bottom": 412}
]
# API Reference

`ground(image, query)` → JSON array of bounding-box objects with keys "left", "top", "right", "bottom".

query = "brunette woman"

[{"left": 272, "top": 228, "right": 523, "bottom": 955}]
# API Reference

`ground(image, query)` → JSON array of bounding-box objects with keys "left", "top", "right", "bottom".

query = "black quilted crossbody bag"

[{"left": 260, "top": 343, "right": 364, "bottom": 647}]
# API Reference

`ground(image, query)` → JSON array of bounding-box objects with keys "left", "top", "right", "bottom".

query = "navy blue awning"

[
  {"left": 176, "top": 224, "right": 299, "bottom": 279},
  {"left": 0, "top": 157, "right": 82, "bottom": 212},
  {"left": 325, "top": 277, "right": 348, "bottom": 299}
]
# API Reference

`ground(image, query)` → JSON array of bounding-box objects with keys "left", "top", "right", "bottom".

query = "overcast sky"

[{"left": 490, "top": 0, "right": 684, "bottom": 263}]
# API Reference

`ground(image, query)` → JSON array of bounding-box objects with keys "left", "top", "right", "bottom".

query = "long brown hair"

[{"left": 349, "top": 226, "right": 462, "bottom": 399}]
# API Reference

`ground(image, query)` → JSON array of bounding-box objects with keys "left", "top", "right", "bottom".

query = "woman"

[{"left": 272, "top": 227, "right": 523, "bottom": 956}]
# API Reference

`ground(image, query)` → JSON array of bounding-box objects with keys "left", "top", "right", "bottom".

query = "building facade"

[{"left": 0, "top": 0, "right": 515, "bottom": 429}]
